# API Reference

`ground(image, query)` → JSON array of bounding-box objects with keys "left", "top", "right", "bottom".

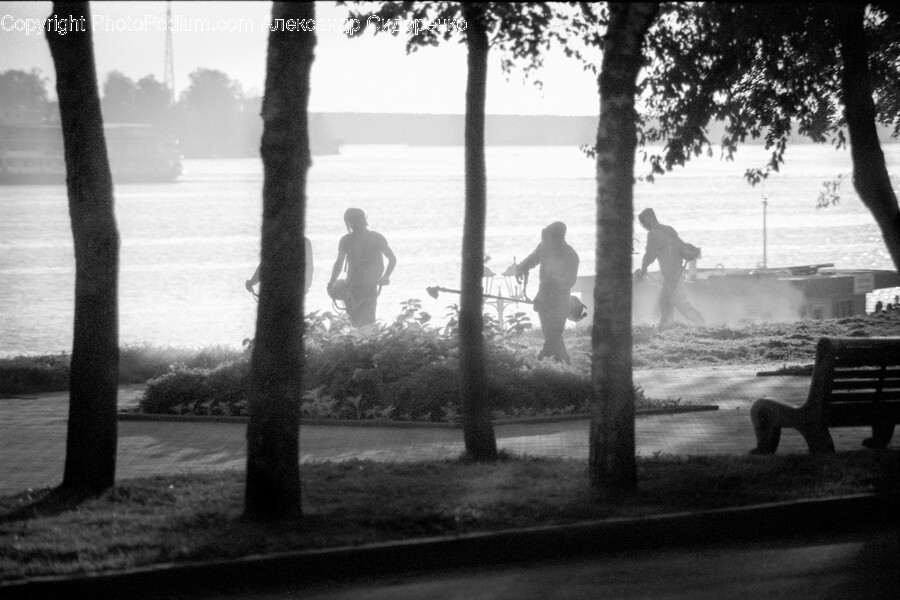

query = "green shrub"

[
  {"left": 496, "top": 364, "right": 592, "bottom": 415},
  {"left": 0, "top": 353, "right": 70, "bottom": 395},
  {"left": 0, "top": 345, "right": 247, "bottom": 396},
  {"left": 388, "top": 360, "right": 460, "bottom": 421},
  {"left": 138, "top": 301, "right": 659, "bottom": 421},
  {"left": 140, "top": 361, "right": 250, "bottom": 416},
  {"left": 119, "top": 344, "right": 245, "bottom": 384}
]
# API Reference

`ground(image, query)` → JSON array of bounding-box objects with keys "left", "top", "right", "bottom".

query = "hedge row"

[{"left": 138, "top": 304, "right": 654, "bottom": 422}]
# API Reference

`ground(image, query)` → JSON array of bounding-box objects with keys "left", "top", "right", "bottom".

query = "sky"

[{"left": 0, "top": 1, "right": 600, "bottom": 115}]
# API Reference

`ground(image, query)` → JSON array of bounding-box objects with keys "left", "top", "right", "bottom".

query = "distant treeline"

[
  {"left": 1, "top": 67, "right": 341, "bottom": 157},
  {"left": 2, "top": 68, "right": 895, "bottom": 158},
  {"left": 2, "top": 68, "right": 260, "bottom": 158}
]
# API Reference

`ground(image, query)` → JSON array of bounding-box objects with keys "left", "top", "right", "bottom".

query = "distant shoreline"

[{"left": 313, "top": 112, "right": 899, "bottom": 147}]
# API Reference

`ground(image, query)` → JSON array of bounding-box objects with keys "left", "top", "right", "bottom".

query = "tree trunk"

[
  {"left": 835, "top": 4, "right": 900, "bottom": 273},
  {"left": 589, "top": 2, "right": 658, "bottom": 491},
  {"left": 459, "top": 3, "right": 499, "bottom": 461},
  {"left": 47, "top": 1, "right": 120, "bottom": 495},
  {"left": 244, "top": 1, "right": 315, "bottom": 521}
]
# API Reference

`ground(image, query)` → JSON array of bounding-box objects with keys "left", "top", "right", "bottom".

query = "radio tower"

[{"left": 164, "top": 1, "right": 175, "bottom": 103}]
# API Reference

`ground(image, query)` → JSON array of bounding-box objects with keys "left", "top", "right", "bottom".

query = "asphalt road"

[{"left": 166, "top": 529, "right": 899, "bottom": 600}]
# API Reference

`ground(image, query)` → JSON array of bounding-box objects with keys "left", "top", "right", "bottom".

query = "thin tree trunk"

[
  {"left": 459, "top": 3, "right": 498, "bottom": 461},
  {"left": 47, "top": 1, "right": 120, "bottom": 494},
  {"left": 836, "top": 4, "right": 900, "bottom": 273},
  {"left": 245, "top": 1, "right": 314, "bottom": 520},
  {"left": 589, "top": 2, "right": 658, "bottom": 491}
]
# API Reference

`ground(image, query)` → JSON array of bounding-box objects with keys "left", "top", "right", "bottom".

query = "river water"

[{"left": 1, "top": 143, "right": 898, "bottom": 356}]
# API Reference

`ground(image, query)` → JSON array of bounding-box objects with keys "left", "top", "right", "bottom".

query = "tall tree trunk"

[
  {"left": 589, "top": 2, "right": 658, "bottom": 491},
  {"left": 245, "top": 1, "right": 314, "bottom": 521},
  {"left": 835, "top": 4, "right": 900, "bottom": 273},
  {"left": 459, "top": 3, "right": 498, "bottom": 461},
  {"left": 47, "top": 1, "right": 120, "bottom": 495}
]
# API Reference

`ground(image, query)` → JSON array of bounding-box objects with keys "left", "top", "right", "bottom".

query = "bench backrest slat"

[
  {"left": 829, "top": 390, "right": 900, "bottom": 403},
  {"left": 831, "top": 380, "right": 900, "bottom": 398},
  {"left": 831, "top": 362, "right": 900, "bottom": 390},
  {"left": 826, "top": 337, "right": 900, "bottom": 364},
  {"left": 808, "top": 337, "right": 900, "bottom": 413},
  {"left": 832, "top": 368, "right": 900, "bottom": 379}
]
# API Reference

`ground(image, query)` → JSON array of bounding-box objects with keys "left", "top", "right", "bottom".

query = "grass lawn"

[
  {"left": 1, "top": 452, "right": 898, "bottom": 583},
  {"left": 3, "top": 315, "right": 899, "bottom": 584}
]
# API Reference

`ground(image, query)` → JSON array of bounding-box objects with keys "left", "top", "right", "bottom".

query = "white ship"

[{"left": 0, "top": 122, "right": 183, "bottom": 185}]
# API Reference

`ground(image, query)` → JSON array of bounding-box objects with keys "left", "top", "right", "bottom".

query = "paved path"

[{"left": 0, "top": 365, "right": 888, "bottom": 495}]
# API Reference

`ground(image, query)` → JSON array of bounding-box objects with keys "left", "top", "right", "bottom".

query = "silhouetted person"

[
  {"left": 637, "top": 208, "right": 704, "bottom": 329},
  {"left": 246, "top": 237, "right": 313, "bottom": 295},
  {"left": 873, "top": 300, "right": 884, "bottom": 314},
  {"left": 328, "top": 208, "right": 396, "bottom": 327},
  {"left": 516, "top": 221, "right": 579, "bottom": 364}
]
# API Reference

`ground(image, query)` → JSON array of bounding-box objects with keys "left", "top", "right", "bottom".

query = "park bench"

[{"left": 750, "top": 336, "right": 900, "bottom": 454}]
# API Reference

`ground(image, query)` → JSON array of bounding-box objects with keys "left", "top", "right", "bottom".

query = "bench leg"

[
  {"left": 796, "top": 423, "right": 835, "bottom": 453},
  {"left": 750, "top": 399, "right": 783, "bottom": 454},
  {"left": 862, "top": 423, "right": 895, "bottom": 449},
  {"left": 750, "top": 398, "right": 835, "bottom": 454}
]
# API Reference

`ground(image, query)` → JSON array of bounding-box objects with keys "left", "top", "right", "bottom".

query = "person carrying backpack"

[{"left": 637, "top": 208, "right": 704, "bottom": 329}]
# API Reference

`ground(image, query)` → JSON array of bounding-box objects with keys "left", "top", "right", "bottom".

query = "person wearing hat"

[
  {"left": 637, "top": 207, "right": 704, "bottom": 329},
  {"left": 516, "top": 221, "right": 579, "bottom": 364},
  {"left": 328, "top": 208, "right": 396, "bottom": 327}
]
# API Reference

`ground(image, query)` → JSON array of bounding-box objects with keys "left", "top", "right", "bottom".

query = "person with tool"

[
  {"left": 327, "top": 208, "right": 396, "bottom": 327},
  {"left": 515, "top": 221, "right": 579, "bottom": 364},
  {"left": 636, "top": 207, "right": 704, "bottom": 329}
]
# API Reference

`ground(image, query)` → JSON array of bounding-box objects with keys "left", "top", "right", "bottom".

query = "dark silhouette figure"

[
  {"left": 873, "top": 300, "right": 884, "bottom": 314},
  {"left": 638, "top": 208, "right": 704, "bottom": 329},
  {"left": 328, "top": 208, "right": 396, "bottom": 327},
  {"left": 246, "top": 237, "right": 313, "bottom": 296},
  {"left": 516, "top": 222, "right": 579, "bottom": 364}
]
